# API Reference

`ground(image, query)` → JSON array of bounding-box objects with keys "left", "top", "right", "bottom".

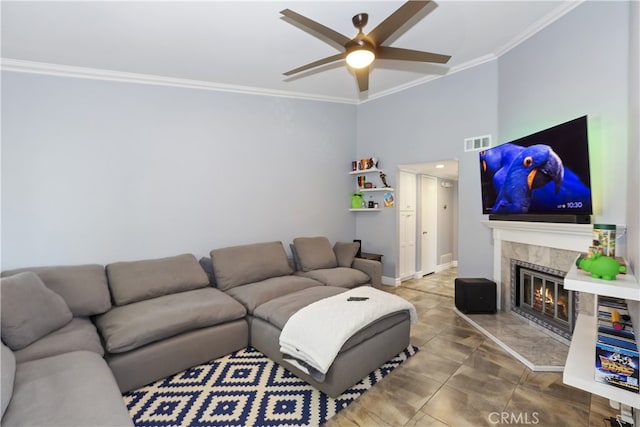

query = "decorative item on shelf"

[
  {"left": 367, "top": 196, "right": 375, "bottom": 208},
  {"left": 380, "top": 172, "right": 390, "bottom": 188},
  {"left": 364, "top": 182, "right": 373, "bottom": 189},
  {"left": 383, "top": 192, "right": 394, "bottom": 207},
  {"left": 578, "top": 253, "right": 627, "bottom": 280},
  {"left": 357, "top": 176, "right": 366, "bottom": 188},
  {"left": 371, "top": 157, "right": 379, "bottom": 168},
  {"left": 594, "top": 296, "right": 639, "bottom": 394},
  {"left": 351, "top": 161, "right": 357, "bottom": 171},
  {"left": 592, "top": 224, "right": 616, "bottom": 257},
  {"left": 351, "top": 192, "right": 364, "bottom": 209},
  {"left": 359, "top": 158, "right": 374, "bottom": 170}
]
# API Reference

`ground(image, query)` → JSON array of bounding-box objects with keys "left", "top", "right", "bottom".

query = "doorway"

[{"left": 397, "top": 159, "right": 458, "bottom": 279}]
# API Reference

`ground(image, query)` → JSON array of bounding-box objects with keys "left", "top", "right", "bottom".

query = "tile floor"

[{"left": 325, "top": 268, "right": 619, "bottom": 427}]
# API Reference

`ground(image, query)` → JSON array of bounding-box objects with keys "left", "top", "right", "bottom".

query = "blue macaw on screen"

[
  {"left": 492, "top": 144, "right": 564, "bottom": 213},
  {"left": 480, "top": 143, "right": 524, "bottom": 190},
  {"left": 528, "top": 167, "right": 592, "bottom": 212}
]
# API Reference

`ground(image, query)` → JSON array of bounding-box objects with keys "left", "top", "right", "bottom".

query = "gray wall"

[
  {"left": 1, "top": 72, "right": 357, "bottom": 269},
  {"left": 357, "top": 0, "right": 632, "bottom": 280},
  {"left": 2, "top": 1, "right": 635, "bottom": 280},
  {"left": 498, "top": 1, "right": 630, "bottom": 227},
  {"left": 356, "top": 61, "right": 499, "bottom": 278}
]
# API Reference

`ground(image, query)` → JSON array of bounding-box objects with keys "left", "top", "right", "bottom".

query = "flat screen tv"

[{"left": 480, "top": 116, "right": 592, "bottom": 222}]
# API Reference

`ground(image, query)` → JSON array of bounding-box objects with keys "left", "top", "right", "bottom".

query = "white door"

[
  {"left": 398, "top": 170, "right": 417, "bottom": 280},
  {"left": 420, "top": 175, "right": 438, "bottom": 275},
  {"left": 399, "top": 211, "right": 416, "bottom": 279},
  {"left": 398, "top": 171, "right": 417, "bottom": 210}
]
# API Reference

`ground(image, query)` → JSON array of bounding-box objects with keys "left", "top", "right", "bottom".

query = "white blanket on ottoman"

[{"left": 279, "top": 287, "right": 417, "bottom": 382}]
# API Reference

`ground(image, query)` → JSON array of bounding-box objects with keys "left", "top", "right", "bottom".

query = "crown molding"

[
  {"left": 361, "top": 1, "right": 586, "bottom": 103},
  {"left": 362, "top": 53, "right": 498, "bottom": 104},
  {"left": 494, "top": 0, "right": 584, "bottom": 57},
  {"left": 0, "top": 1, "right": 586, "bottom": 106},
  {"left": 0, "top": 58, "right": 358, "bottom": 105}
]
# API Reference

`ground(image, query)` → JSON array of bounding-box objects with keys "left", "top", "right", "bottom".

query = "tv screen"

[{"left": 480, "top": 116, "right": 592, "bottom": 216}]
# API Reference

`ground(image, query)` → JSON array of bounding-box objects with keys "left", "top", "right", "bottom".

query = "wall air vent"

[{"left": 464, "top": 135, "right": 491, "bottom": 152}]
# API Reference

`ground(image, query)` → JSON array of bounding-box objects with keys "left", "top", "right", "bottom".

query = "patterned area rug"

[{"left": 124, "top": 345, "right": 418, "bottom": 427}]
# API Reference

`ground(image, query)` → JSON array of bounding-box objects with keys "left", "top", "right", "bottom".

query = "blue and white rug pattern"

[{"left": 124, "top": 345, "right": 418, "bottom": 427}]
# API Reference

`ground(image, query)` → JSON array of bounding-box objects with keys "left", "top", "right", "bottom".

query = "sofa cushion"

[
  {"left": 106, "top": 253, "right": 209, "bottom": 306},
  {"left": 211, "top": 241, "right": 294, "bottom": 291},
  {"left": 334, "top": 242, "right": 360, "bottom": 267},
  {"left": 224, "top": 275, "right": 323, "bottom": 314},
  {"left": 1, "top": 264, "right": 111, "bottom": 316},
  {"left": 1, "top": 351, "right": 133, "bottom": 427},
  {"left": 1, "top": 343, "right": 15, "bottom": 418},
  {"left": 296, "top": 267, "right": 370, "bottom": 288},
  {"left": 14, "top": 318, "right": 104, "bottom": 363},
  {"left": 293, "top": 237, "right": 338, "bottom": 272},
  {"left": 1, "top": 272, "right": 73, "bottom": 350},
  {"left": 96, "top": 287, "right": 246, "bottom": 353}
]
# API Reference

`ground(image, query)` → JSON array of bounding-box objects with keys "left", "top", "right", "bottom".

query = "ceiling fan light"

[{"left": 346, "top": 48, "right": 375, "bottom": 69}]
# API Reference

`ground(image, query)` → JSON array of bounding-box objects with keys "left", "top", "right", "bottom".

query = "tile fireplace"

[
  {"left": 461, "top": 220, "right": 629, "bottom": 371},
  {"left": 484, "top": 220, "right": 598, "bottom": 340},
  {"left": 511, "top": 259, "right": 577, "bottom": 340}
]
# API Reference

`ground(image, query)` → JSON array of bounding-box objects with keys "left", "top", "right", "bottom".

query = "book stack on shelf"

[{"left": 595, "top": 296, "right": 639, "bottom": 394}]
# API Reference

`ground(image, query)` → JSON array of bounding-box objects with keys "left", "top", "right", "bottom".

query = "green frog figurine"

[
  {"left": 351, "top": 192, "right": 364, "bottom": 209},
  {"left": 578, "top": 252, "right": 627, "bottom": 280}
]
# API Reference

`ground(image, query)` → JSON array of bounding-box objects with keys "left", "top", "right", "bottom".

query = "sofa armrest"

[{"left": 351, "top": 258, "right": 382, "bottom": 287}]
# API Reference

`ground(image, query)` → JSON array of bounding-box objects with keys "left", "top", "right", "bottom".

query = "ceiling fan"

[{"left": 281, "top": 0, "right": 451, "bottom": 92}]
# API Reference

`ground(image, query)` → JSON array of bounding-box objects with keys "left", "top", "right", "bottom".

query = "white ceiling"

[
  {"left": 400, "top": 158, "right": 459, "bottom": 180},
  {"left": 1, "top": 1, "right": 581, "bottom": 103}
]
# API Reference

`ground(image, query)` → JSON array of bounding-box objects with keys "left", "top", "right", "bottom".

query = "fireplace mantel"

[
  {"left": 483, "top": 220, "right": 593, "bottom": 309},
  {"left": 482, "top": 220, "right": 593, "bottom": 251}
]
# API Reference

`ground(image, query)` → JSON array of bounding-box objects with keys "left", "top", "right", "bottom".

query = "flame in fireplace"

[
  {"left": 512, "top": 261, "right": 574, "bottom": 339},
  {"left": 533, "top": 287, "right": 555, "bottom": 304},
  {"left": 533, "top": 286, "right": 568, "bottom": 318}
]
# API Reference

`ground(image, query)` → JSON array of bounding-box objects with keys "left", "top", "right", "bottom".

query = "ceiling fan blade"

[
  {"left": 281, "top": 9, "right": 351, "bottom": 48},
  {"left": 368, "top": 1, "right": 436, "bottom": 46},
  {"left": 355, "top": 68, "right": 369, "bottom": 92},
  {"left": 377, "top": 46, "right": 450, "bottom": 64},
  {"left": 283, "top": 53, "right": 345, "bottom": 76}
]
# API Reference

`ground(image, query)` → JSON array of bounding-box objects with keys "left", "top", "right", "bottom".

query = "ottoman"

[{"left": 250, "top": 286, "right": 412, "bottom": 397}]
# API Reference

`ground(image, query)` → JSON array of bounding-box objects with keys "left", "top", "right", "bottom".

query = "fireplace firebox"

[{"left": 511, "top": 260, "right": 576, "bottom": 341}]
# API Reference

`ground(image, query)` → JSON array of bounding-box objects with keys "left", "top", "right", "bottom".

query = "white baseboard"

[
  {"left": 435, "top": 260, "right": 458, "bottom": 272},
  {"left": 381, "top": 276, "right": 400, "bottom": 287},
  {"left": 382, "top": 261, "right": 458, "bottom": 287}
]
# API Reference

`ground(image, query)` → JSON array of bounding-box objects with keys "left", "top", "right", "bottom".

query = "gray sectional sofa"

[
  {"left": 95, "top": 254, "right": 248, "bottom": 392},
  {"left": 210, "top": 238, "right": 408, "bottom": 397},
  {"left": 0, "top": 269, "right": 133, "bottom": 426},
  {"left": 1, "top": 237, "right": 410, "bottom": 426}
]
